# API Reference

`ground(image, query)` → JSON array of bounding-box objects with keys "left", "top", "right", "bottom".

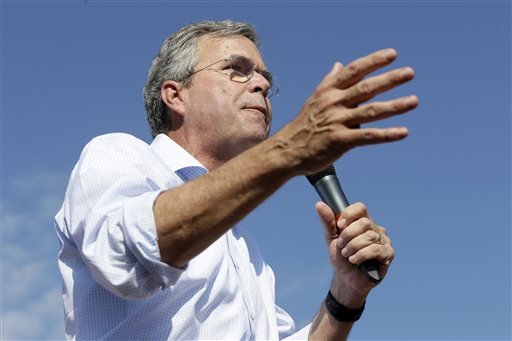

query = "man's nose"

[{"left": 248, "top": 71, "right": 271, "bottom": 97}]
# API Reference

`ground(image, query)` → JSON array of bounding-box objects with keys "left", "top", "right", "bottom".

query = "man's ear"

[{"left": 161, "top": 80, "right": 186, "bottom": 117}]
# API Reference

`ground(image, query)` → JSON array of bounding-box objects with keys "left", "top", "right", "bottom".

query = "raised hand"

[{"left": 275, "top": 48, "right": 418, "bottom": 175}]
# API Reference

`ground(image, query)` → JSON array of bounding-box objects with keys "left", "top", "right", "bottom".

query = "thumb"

[
  {"left": 315, "top": 201, "right": 338, "bottom": 243},
  {"left": 316, "top": 61, "right": 344, "bottom": 91}
]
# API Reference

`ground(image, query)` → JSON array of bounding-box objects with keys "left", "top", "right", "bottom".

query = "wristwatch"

[{"left": 324, "top": 290, "right": 365, "bottom": 322}]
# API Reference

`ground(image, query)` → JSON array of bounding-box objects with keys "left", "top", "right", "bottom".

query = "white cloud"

[
  {"left": 9, "top": 173, "right": 69, "bottom": 195},
  {"left": 2, "top": 286, "right": 63, "bottom": 340},
  {"left": 1, "top": 172, "right": 67, "bottom": 340},
  {"left": 2, "top": 258, "right": 57, "bottom": 299}
]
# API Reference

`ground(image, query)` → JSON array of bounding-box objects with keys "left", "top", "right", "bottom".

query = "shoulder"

[
  {"left": 85, "top": 133, "right": 149, "bottom": 151},
  {"left": 80, "top": 133, "right": 151, "bottom": 158},
  {"left": 74, "top": 133, "right": 159, "bottom": 174}
]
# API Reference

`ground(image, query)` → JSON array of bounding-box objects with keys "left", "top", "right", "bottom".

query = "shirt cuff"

[{"left": 121, "top": 190, "right": 186, "bottom": 291}]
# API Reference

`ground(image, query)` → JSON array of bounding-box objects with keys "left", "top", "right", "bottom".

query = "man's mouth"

[
  {"left": 245, "top": 105, "right": 266, "bottom": 114},
  {"left": 244, "top": 105, "right": 268, "bottom": 122}
]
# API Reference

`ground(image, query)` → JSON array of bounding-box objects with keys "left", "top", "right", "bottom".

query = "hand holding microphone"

[
  {"left": 276, "top": 48, "right": 412, "bottom": 286},
  {"left": 306, "top": 165, "right": 383, "bottom": 284}
]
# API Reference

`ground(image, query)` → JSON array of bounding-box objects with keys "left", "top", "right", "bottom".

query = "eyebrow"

[{"left": 240, "top": 56, "right": 273, "bottom": 84}]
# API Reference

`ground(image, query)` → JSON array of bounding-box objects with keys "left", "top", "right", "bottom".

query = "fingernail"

[
  {"left": 400, "top": 67, "right": 414, "bottom": 79},
  {"left": 404, "top": 95, "right": 418, "bottom": 107},
  {"left": 338, "top": 219, "right": 347, "bottom": 229},
  {"left": 337, "top": 237, "right": 345, "bottom": 247},
  {"left": 383, "top": 48, "right": 396, "bottom": 60},
  {"left": 394, "top": 127, "right": 409, "bottom": 135},
  {"left": 341, "top": 248, "right": 349, "bottom": 257}
]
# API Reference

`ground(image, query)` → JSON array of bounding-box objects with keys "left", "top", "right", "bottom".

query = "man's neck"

[{"left": 167, "top": 131, "right": 228, "bottom": 171}]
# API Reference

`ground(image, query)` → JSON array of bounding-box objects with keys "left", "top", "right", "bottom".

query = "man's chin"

[{"left": 232, "top": 133, "right": 268, "bottom": 154}]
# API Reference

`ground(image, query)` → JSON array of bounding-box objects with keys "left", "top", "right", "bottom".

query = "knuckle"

[
  {"left": 365, "top": 103, "right": 378, "bottom": 119},
  {"left": 344, "top": 243, "right": 354, "bottom": 255},
  {"left": 339, "top": 229, "right": 352, "bottom": 242},
  {"left": 355, "top": 202, "right": 368, "bottom": 215},
  {"left": 363, "top": 130, "right": 376, "bottom": 141},
  {"left": 309, "top": 90, "right": 341, "bottom": 114},
  {"left": 370, "top": 243, "right": 381, "bottom": 254},
  {"left": 382, "top": 130, "right": 397, "bottom": 142},
  {"left": 345, "top": 63, "right": 361, "bottom": 78},
  {"left": 378, "top": 52, "right": 392, "bottom": 64},
  {"left": 353, "top": 201, "right": 365, "bottom": 209},
  {"left": 383, "top": 246, "right": 395, "bottom": 265},
  {"left": 359, "top": 217, "right": 373, "bottom": 229},
  {"left": 357, "top": 81, "right": 372, "bottom": 95},
  {"left": 388, "top": 248, "right": 395, "bottom": 262},
  {"left": 388, "top": 245, "right": 395, "bottom": 257},
  {"left": 308, "top": 98, "right": 322, "bottom": 113}
]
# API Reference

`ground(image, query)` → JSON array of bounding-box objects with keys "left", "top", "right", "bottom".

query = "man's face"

[{"left": 180, "top": 35, "right": 273, "bottom": 162}]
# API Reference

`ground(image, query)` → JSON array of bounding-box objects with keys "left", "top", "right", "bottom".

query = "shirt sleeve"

[
  {"left": 264, "top": 263, "right": 302, "bottom": 340},
  {"left": 63, "top": 134, "right": 184, "bottom": 299},
  {"left": 274, "top": 303, "right": 298, "bottom": 339}
]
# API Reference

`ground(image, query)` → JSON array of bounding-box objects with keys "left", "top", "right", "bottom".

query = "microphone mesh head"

[{"left": 306, "top": 164, "right": 337, "bottom": 184}]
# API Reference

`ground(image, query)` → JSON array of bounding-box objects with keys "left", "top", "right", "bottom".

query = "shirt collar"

[{"left": 150, "top": 134, "right": 206, "bottom": 173}]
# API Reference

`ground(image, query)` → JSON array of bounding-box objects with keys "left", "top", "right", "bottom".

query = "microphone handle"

[{"left": 312, "top": 175, "right": 382, "bottom": 284}]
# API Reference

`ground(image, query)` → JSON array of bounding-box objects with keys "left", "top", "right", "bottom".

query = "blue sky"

[{"left": 1, "top": 1, "right": 510, "bottom": 340}]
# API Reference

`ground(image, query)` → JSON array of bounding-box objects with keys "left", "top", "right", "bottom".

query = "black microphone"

[{"left": 306, "top": 165, "right": 382, "bottom": 284}]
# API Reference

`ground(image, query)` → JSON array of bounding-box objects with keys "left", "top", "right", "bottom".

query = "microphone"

[{"left": 306, "top": 165, "right": 382, "bottom": 284}]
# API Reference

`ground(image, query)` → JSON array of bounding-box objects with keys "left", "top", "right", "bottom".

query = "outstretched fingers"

[
  {"left": 342, "top": 67, "right": 415, "bottom": 108},
  {"left": 342, "top": 95, "right": 419, "bottom": 127},
  {"left": 321, "top": 48, "right": 398, "bottom": 91},
  {"left": 340, "top": 126, "right": 409, "bottom": 149}
]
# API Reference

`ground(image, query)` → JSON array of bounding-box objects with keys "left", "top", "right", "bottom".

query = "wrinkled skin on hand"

[{"left": 273, "top": 48, "right": 418, "bottom": 176}]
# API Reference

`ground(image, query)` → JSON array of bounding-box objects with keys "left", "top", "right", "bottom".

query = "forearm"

[
  {"left": 155, "top": 49, "right": 416, "bottom": 269},
  {"left": 309, "top": 303, "right": 355, "bottom": 341},
  {"left": 154, "top": 136, "right": 295, "bottom": 267}
]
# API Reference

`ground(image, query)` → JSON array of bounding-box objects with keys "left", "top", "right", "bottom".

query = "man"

[{"left": 55, "top": 20, "right": 418, "bottom": 340}]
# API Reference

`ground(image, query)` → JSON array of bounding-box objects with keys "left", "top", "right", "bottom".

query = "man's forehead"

[{"left": 196, "top": 35, "right": 265, "bottom": 67}]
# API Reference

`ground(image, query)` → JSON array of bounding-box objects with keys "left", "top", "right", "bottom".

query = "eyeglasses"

[{"left": 186, "top": 54, "right": 279, "bottom": 98}]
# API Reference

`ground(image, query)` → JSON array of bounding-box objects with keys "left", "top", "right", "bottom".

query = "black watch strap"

[{"left": 324, "top": 290, "right": 365, "bottom": 322}]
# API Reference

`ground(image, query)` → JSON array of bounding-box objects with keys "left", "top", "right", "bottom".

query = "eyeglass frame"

[{"left": 183, "top": 54, "right": 279, "bottom": 98}]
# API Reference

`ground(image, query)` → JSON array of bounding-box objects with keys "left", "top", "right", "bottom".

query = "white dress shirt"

[{"left": 55, "top": 133, "right": 310, "bottom": 340}]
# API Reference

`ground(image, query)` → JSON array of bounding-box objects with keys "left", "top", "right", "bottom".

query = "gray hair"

[{"left": 143, "top": 20, "right": 260, "bottom": 138}]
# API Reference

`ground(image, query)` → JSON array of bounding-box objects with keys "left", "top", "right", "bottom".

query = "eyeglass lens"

[{"left": 229, "top": 55, "right": 274, "bottom": 89}]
